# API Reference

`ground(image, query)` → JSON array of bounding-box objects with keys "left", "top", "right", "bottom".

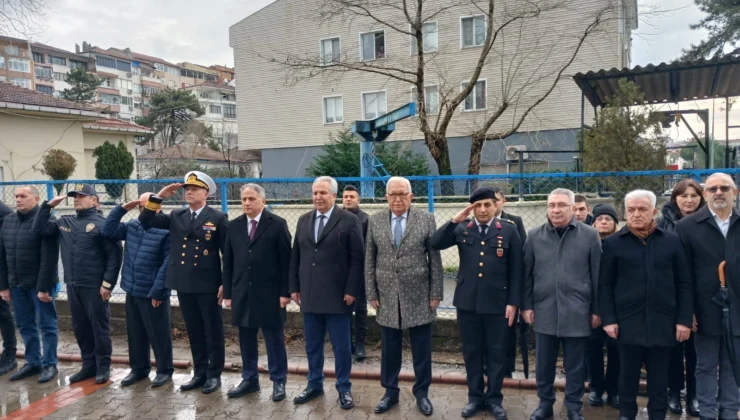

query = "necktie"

[
  {"left": 249, "top": 219, "right": 257, "bottom": 241},
  {"left": 393, "top": 216, "right": 404, "bottom": 248},
  {"left": 190, "top": 211, "right": 197, "bottom": 224},
  {"left": 480, "top": 224, "right": 488, "bottom": 236},
  {"left": 316, "top": 215, "right": 325, "bottom": 242}
]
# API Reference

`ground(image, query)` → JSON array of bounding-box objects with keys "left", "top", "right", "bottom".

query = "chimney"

[
  {"left": 75, "top": 43, "right": 80, "bottom": 54},
  {"left": 124, "top": 48, "right": 131, "bottom": 54}
]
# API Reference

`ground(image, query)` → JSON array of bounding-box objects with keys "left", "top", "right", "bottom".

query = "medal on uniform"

[
  {"left": 205, "top": 233, "right": 212, "bottom": 241},
  {"left": 204, "top": 249, "right": 209, "bottom": 256},
  {"left": 497, "top": 248, "right": 504, "bottom": 257}
]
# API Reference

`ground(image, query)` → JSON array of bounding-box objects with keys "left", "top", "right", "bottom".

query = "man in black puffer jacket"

[
  {"left": 0, "top": 200, "right": 15, "bottom": 378},
  {"left": 33, "top": 184, "right": 122, "bottom": 385},
  {"left": 0, "top": 186, "right": 59, "bottom": 383}
]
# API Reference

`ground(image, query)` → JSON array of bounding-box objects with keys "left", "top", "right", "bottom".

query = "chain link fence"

[{"left": 5, "top": 169, "right": 739, "bottom": 319}]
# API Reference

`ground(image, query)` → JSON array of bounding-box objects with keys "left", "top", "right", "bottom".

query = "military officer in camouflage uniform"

[{"left": 431, "top": 187, "right": 523, "bottom": 419}]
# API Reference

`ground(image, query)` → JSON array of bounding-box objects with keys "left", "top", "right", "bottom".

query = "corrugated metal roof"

[{"left": 573, "top": 55, "right": 740, "bottom": 108}]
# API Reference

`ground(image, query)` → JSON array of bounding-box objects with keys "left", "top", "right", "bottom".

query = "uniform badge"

[
  {"left": 205, "top": 233, "right": 212, "bottom": 241},
  {"left": 497, "top": 248, "right": 504, "bottom": 257},
  {"left": 463, "top": 231, "right": 469, "bottom": 236},
  {"left": 466, "top": 221, "right": 474, "bottom": 229},
  {"left": 204, "top": 249, "right": 209, "bottom": 256},
  {"left": 495, "top": 220, "right": 502, "bottom": 229},
  {"left": 86, "top": 223, "right": 95, "bottom": 232},
  {"left": 76, "top": 184, "right": 85, "bottom": 191},
  {"left": 202, "top": 222, "right": 217, "bottom": 231}
]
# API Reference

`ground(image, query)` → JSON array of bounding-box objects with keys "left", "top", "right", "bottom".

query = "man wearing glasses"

[{"left": 678, "top": 173, "right": 740, "bottom": 420}]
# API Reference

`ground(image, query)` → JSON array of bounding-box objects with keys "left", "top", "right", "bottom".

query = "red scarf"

[{"left": 628, "top": 219, "right": 657, "bottom": 245}]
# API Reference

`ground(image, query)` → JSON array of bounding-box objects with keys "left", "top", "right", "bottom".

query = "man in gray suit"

[
  {"left": 522, "top": 188, "right": 602, "bottom": 420},
  {"left": 366, "top": 176, "right": 443, "bottom": 417}
]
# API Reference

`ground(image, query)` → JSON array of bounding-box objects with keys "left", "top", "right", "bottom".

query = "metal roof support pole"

[
  {"left": 577, "top": 93, "right": 585, "bottom": 192},
  {"left": 727, "top": 97, "right": 731, "bottom": 168}
]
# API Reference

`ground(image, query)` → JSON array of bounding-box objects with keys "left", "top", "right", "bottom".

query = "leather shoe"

[
  {"left": 607, "top": 394, "right": 620, "bottom": 409},
  {"left": 488, "top": 403, "right": 508, "bottom": 420},
  {"left": 566, "top": 409, "right": 584, "bottom": 420},
  {"left": 202, "top": 378, "right": 221, "bottom": 394},
  {"left": 687, "top": 396, "right": 700, "bottom": 417},
  {"left": 668, "top": 390, "right": 682, "bottom": 414},
  {"left": 589, "top": 391, "right": 604, "bottom": 406},
  {"left": 0, "top": 357, "right": 17, "bottom": 376},
  {"left": 417, "top": 397, "right": 433, "bottom": 416},
  {"left": 151, "top": 373, "right": 171, "bottom": 388},
  {"left": 354, "top": 342, "right": 366, "bottom": 361},
  {"left": 38, "top": 366, "right": 57, "bottom": 384},
  {"left": 338, "top": 391, "right": 354, "bottom": 409},
  {"left": 272, "top": 382, "right": 286, "bottom": 401},
  {"left": 69, "top": 368, "right": 96, "bottom": 384},
  {"left": 95, "top": 370, "right": 110, "bottom": 384},
  {"left": 180, "top": 376, "right": 206, "bottom": 391},
  {"left": 293, "top": 387, "right": 324, "bottom": 404},
  {"left": 227, "top": 379, "right": 259, "bottom": 398},
  {"left": 462, "top": 402, "right": 483, "bottom": 418},
  {"left": 530, "top": 404, "right": 554, "bottom": 420},
  {"left": 120, "top": 371, "right": 148, "bottom": 387},
  {"left": 374, "top": 395, "right": 399, "bottom": 414},
  {"left": 10, "top": 364, "right": 41, "bottom": 381}
]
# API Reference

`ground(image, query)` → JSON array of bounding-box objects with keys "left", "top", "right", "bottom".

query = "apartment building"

[
  {"left": 31, "top": 43, "right": 95, "bottom": 97},
  {"left": 230, "top": 0, "right": 638, "bottom": 177},
  {"left": 0, "top": 36, "right": 34, "bottom": 91},
  {"left": 184, "top": 81, "right": 238, "bottom": 148}
]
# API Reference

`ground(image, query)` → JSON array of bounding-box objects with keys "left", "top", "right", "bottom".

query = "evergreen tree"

[
  {"left": 59, "top": 67, "right": 99, "bottom": 103},
  {"left": 135, "top": 89, "right": 205, "bottom": 148},
  {"left": 681, "top": 0, "right": 740, "bottom": 60},
  {"left": 93, "top": 141, "right": 134, "bottom": 199}
]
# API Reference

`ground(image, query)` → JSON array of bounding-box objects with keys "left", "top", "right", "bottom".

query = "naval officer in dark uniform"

[
  {"left": 430, "top": 187, "right": 523, "bottom": 419},
  {"left": 139, "top": 171, "right": 228, "bottom": 394}
]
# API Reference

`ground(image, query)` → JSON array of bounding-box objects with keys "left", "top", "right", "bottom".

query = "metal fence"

[{"left": 5, "top": 168, "right": 739, "bottom": 319}]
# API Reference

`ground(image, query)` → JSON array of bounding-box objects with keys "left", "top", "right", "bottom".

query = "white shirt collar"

[
  {"left": 709, "top": 208, "right": 733, "bottom": 223},
  {"left": 247, "top": 212, "right": 263, "bottom": 224},
  {"left": 316, "top": 206, "right": 334, "bottom": 219},
  {"left": 392, "top": 211, "right": 408, "bottom": 220},
  {"left": 190, "top": 204, "right": 206, "bottom": 216}
]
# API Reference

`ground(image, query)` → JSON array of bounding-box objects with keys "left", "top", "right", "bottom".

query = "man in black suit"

[
  {"left": 139, "top": 171, "right": 228, "bottom": 394},
  {"left": 341, "top": 185, "right": 369, "bottom": 361},
  {"left": 223, "top": 183, "right": 291, "bottom": 401},
  {"left": 289, "top": 176, "right": 364, "bottom": 410},
  {"left": 0, "top": 201, "right": 16, "bottom": 377}
]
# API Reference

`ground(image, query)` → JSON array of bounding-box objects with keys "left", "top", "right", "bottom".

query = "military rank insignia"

[{"left": 86, "top": 223, "right": 95, "bottom": 232}]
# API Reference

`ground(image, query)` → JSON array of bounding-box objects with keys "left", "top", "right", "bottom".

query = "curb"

[{"left": 15, "top": 351, "right": 192, "bottom": 369}]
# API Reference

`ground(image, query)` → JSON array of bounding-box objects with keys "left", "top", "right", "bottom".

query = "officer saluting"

[
  {"left": 139, "top": 171, "right": 228, "bottom": 394},
  {"left": 430, "top": 187, "right": 523, "bottom": 419}
]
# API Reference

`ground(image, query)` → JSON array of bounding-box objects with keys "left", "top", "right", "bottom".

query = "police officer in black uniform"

[
  {"left": 32, "top": 184, "right": 122, "bottom": 384},
  {"left": 430, "top": 187, "right": 523, "bottom": 419},
  {"left": 139, "top": 171, "right": 228, "bottom": 394}
]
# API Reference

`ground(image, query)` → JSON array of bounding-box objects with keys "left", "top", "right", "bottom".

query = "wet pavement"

[{"left": 0, "top": 361, "right": 697, "bottom": 420}]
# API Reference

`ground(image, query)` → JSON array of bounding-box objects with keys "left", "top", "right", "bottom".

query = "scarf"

[{"left": 628, "top": 219, "right": 657, "bottom": 245}]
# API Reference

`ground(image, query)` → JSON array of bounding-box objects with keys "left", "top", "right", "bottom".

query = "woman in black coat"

[{"left": 657, "top": 179, "right": 705, "bottom": 417}]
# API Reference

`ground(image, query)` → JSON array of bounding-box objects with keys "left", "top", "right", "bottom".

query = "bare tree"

[
  {"left": 249, "top": 0, "right": 623, "bottom": 175},
  {"left": 0, "top": 0, "right": 46, "bottom": 38}
]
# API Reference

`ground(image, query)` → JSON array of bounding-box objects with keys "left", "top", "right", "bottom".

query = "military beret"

[{"left": 469, "top": 187, "right": 499, "bottom": 203}]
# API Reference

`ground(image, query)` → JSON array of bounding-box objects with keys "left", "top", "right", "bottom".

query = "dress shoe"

[
  {"left": 338, "top": 391, "right": 354, "bottom": 409},
  {"left": 687, "top": 396, "right": 700, "bottom": 417},
  {"left": 374, "top": 394, "right": 399, "bottom": 414},
  {"left": 69, "top": 368, "right": 96, "bottom": 384},
  {"left": 227, "top": 379, "right": 259, "bottom": 398},
  {"left": 417, "top": 397, "right": 433, "bottom": 416},
  {"left": 668, "top": 390, "right": 682, "bottom": 414},
  {"left": 180, "top": 376, "right": 206, "bottom": 391},
  {"left": 607, "top": 394, "right": 620, "bottom": 409},
  {"left": 272, "top": 382, "right": 286, "bottom": 401},
  {"left": 354, "top": 342, "right": 366, "bottom": 361},
  {"left": 530, "top": 404, "right": 554, "bottom": 420},
  {"left": 293, "top": 387, "right": 324, "bottom": 404},
  {"left": 566, "top": 409, "right": 584, "bottom": 420},
  {"left": 0, "top": 356, "right": 17, "bottom": 376},
  {"left": 488, "top": 403, "right": 508, "bottom": 420},
  {"left": 202, "top": 378, "right": 221, "bottom": 394},
  {"left": 618, "top": 417, "right": 631, "bottom": 420},
  {"left": 589, "top": 391, "right": 605, "bottom": 406},
  {"left": 462, "top": 402, "right": 483, "bottom": 418},
  {"left": 10, "top": 363, "right": 41, "bottom": 381},
  {"left": 151, "top": 373, "right": 172, "bottom": 388},
  {"left": 95, "top": 370, "right": 110, "bottom": 384},
  {"left": 504, "top": 371, "right": 513, "bottom": 378},
  {"left": 38, "top": 366, "right": 58, "bottom": 384},
  {"left": 699, "top": 417, "right": 717, "bottom": 420},
  {"left": 120, "top": 371, "right": 149, "bottom": 386}
]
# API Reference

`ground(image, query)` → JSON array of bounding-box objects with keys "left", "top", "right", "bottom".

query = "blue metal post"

[
  {"left": 46, "top": 183, "right": 54, "bottom": 201},
  {"left": 360, "top": 141, "right": 375, "bottom": 198},
  {"left": 220, "top": 182, "right": 228, "bottom": 213},
  {"left": 427, "top": 179, "right": 434, "bottom": 212}
]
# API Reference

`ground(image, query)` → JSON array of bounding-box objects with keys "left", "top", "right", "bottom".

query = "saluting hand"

[
  {"left": 122, "top": 200, "right": 139, "bottom": 212},
  {"left": 505, "top": 305, "right": 517, "bottom": 327},
  {"left": 156, "top": 183, "right": 183, "bottom": 199},
  {"left": 452, "top": 203, "right": 476, "bottom": 224},
  {"left": 47, "top": 195, "right": 66, "bottom": 208}
]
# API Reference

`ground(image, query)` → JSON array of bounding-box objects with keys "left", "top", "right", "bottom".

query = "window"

[
  {"left": 209, "top": 105, "right": 221, "bottom": 114},
  {"left": 100, "top": 78, "right": 114, "bottom": 88},
  {"left": 117, "top": 79, "right": 132, "bottom": 90},
  {"left": 96, "top": 56, "right": 116, "bottom": 69},
  {"left": 50, "top": 56, "right": 66, "bottom": 66},
  {"left": 143, "top": 85, "right": 160, "bottom": 95},
  {"left": 205, "top": 74, "right": 217, "bottom": 81},
  {"left": 360, "top": 31, "right": 385, "bottom": 61},
  {"left": 100, "top": 93, "right": 120, "bottom": 105},
  {"left": 461, "top": 15, "right": 486, "bottom": 47},
  {"left": 53, "top": 72, "right": 67, "bottom": 81},
  {"left": 411, "top": 85, "right": 439, "bottom": 115},
  {"left": 121, "top": 97, "right": 133, "bottom": 106},
  {"left": 323, "top": 96, "right": 343, "bottom": 124},
  {"left": 167, "top": 80, "right": 175, "bottom": 88},
  {"left": 410, "top": 22, "right": 438, "bottom": 54},
  {"left": 200, "top": 92, "right": 210, "bottom": 99},
  {"left": 116, "top": 61, "right": 131, "bottom": 72},
  {"left": 4, "top": 46, "right": 19, "bottom": 56},
  {"left": 132, "top": 66, "right": 140, "bottom": 75},
  {"left": 36, "top": 85, "right": 53, "bottom": 95},
  {"left": 11, "top": 78, "right": 31, "bottom": 89},
  {"left": 133, "top": 84, "right": 141, "bottom": 94},
  {"left": 69, "top": 60, "right": 87, "bottom": 71},
  {"left": 0, "top": 57, "right": 4, "bottom": 68},
  {"left": 32, "top": 52, "right": 44, "bottom": 63},
  {"left": 362, "top": 91, "right": 386, "bottom": 119},
  {"left": 224, "top": 104, "right": 237, "bottom": 119},
  {"left": 320, "top": 37, "right": 340, "bottom": 65},
  {"left": 8, "top": 58, "right": 30, "bottom": 73},
  {"left": 34, "top": 66, "right": 52, "bottom": 79},
  {"left": 134, "top": 100, "right": 142, "bottom": 109},
  {"left": 462, "top": 80, "right": 486, "bottom": 111}
]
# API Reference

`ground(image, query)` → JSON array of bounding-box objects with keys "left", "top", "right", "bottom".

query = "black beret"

[
  {"left": 592, "top": 203, "right": 618, "bottom": 224},
  {"left": 469, "top": 187, "right": 498, "bottom": 203}
]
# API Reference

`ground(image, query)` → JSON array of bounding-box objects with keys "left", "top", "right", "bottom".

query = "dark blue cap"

[
  {"left": 67, "top": 183, "right": 98, "bottom": 197},
  {"left": 469, "top": 187, "right": 498, "bottom": 203}
]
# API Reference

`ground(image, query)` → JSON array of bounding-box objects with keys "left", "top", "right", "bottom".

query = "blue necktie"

[
  {"left": 393, "top": 216, "right": 404, "bottom": 248},
  {"left": 316, "top": 215, "right": 325, "bottom": 242}
]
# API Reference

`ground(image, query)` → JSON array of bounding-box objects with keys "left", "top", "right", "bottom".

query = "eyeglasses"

[
  {"left": 386, "top": 192, "right": 410, "bottom": 200},
  {"left": 707, "top": 185, "right": 733, "bottom": 193}
]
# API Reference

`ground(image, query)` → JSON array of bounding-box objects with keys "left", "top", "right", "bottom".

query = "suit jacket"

[
  {"left": 678, "top": 206, "right": 740, "bottom": 337},
  {"left": 223, "top": 211, "right": 291, "bottom": 329},
  {"left": 288, "top": 205, "right": 364, "bottom": 314},
  {"left": 346, "top": 208, "right": 369, "bottom": 240},
  {"left": 501, "top": 210, "right": 527, "bottom": 246},
  {"left": 431, "top": 218, "right": 522, "bottom": 315},
  {"left": 139, "top": 205, "right": 228, "bottom": 294},
  {"left": 365, "top": 207, "right": 443, "bottom": 329}
]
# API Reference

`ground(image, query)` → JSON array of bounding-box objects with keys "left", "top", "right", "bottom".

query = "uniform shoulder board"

[{"left": 502, "top": 218, "right": 516, "bottom": 225}]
